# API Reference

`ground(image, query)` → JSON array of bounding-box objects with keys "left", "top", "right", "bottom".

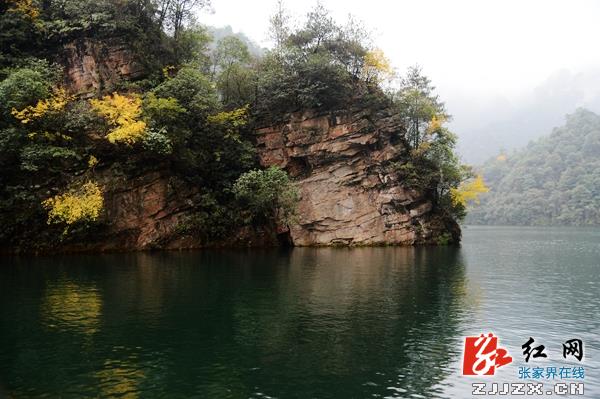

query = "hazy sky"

[{"left": 202, "top": 0, "right": 600, "bottom": 161}]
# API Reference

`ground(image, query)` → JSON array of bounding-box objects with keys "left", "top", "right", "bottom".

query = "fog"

[
  {"left": 201, "top": 0, "right": 600, "bottom": 164},
  {"left": 451, "top": 68, "right": 600, "bottom": 163}
]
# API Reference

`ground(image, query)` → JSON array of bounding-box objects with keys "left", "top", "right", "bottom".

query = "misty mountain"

[
  {"left": 207, "top": 25, "right": 266, "bottom": 57},
  {"left": 455, "top": 69, "right": 600, "bottom": 164},
  {"left": 466, "top": 108, "right": 600, "bottom": 226}
]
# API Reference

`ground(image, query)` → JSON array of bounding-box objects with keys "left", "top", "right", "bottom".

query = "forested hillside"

[
  {"left": 467, "top": 108, "right": 600, "bottom": 226},
  {"left": 0, "top": 0, "right": 472, "bottom": 252}
]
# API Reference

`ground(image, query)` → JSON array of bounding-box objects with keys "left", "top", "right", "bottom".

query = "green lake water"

[{"left": 0, "top": 226, "right": 598, "bottom": 398}]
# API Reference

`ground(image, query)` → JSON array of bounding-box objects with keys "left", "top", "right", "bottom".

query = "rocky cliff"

[
  {"left": 255, "top": 107, "right": 460, "bottom": 246},
  {"left": 1, "top": 8, "right": 461, "bottom": 255},
  {"left": 52, "top": 171, "right": 280, "bottom": 253},
  {"left": 61, "top": 39, "right": 144, "bottom": 95},
  {"left": 55, "top": 40, "right": 459, "bottom": 249},
  {"left": 56, "top": 105, "right": 459, "bottom": 252}
]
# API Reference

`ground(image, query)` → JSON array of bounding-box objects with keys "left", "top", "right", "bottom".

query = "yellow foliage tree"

[
  {"left": 90, "top": 93, "right": 147, "bottom": 144},
  {"left": 7, "top": 0, "right": 39, "bottom": 19},
  {"left": 88, "top": 155, "right": 99, "bottom": 168},
  {"left": 427, "top": 114, "right": 446, "bottom": 134},
  {"left": 42, "top": 182, "right": 104, "bottom": 231},
  {"left": 450, "top": 175, "right": 489, "bottom": 208},
  {"left": 410, "top": 113, "right": 448, "bottom": 156},
  {"left": 206, "top": 105, "right": 249, "bottom": 140},
  {"left": 362, "top": 48, "right": 394, "bottom": 84},
  {"left": 12, "top": 87, "right": 73, "bottom": 124}
]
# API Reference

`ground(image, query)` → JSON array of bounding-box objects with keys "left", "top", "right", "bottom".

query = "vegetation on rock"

[
  {"left": 90, "top": 93, "right": 147, "bottom": 144},
  {"left": 0, "top": 0, "right": 469, "bottom": 251},
  {"left": 42, "top": 181, "right": 104, "bottom": 232},
  {"left": 450, "top": 175, "right": 489, "bottom": 209},
  {"left": 233, "top": 166, "right": 299, "bottom": 226}
]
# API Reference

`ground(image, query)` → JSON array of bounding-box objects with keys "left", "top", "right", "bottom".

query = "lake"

[{"left": 0, "top": 226, "right": 598, "bottom": 398}]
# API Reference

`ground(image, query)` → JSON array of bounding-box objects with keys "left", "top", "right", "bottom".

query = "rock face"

[
  {"left": 2, "top": 105, "right": 458, "bottom": 254},
  {"left": 62, "top": 171, "right": 279, "bottom": 252},
  {"left": 100, "top": 171, "right": 195, "bottom": 250},
  {"left": 63, "top": 104, "right": 459, "bottom": 253},
  {"left": 255, "top": 107, "right": 460, "bottom": 246},
  {"left": 61, "top": 39, "right": 144, "bottom": 95}
]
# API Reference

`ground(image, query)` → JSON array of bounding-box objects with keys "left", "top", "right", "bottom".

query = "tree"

[
  {"left": 212, "top": 36, "right": 250, "bottom": 75},
  {"left": 0, "top": 63, "right": 78, "bottom": 177},
  {"left": 211, "top": 36, "right": 252, "bottom": 106},
  {"left": 256, "top": 2, "right": 381, "bottom": 117},
  {"left": 394, "top": 66, "right": 447, "bottom": 150},
  {"left": 0, "top": 67, "right": 54, "bottom": 122},
  {"left": 158, "top": 0, "right": 210, "bottom": 40},
  {"left": 361, "top": 48, "right": 394, "bottom": 85},
  {"left": 466, "top": 109, "right": 600, "bottom": 226},
  {"left": 202, "top": 105, "right": 255, "bottom": 186},
  {"left": 217, "top": 63, "right": 256, "bottom": 109},
  {"left": 90, "top": 93, "right": 147, "bottom": 144},
  {"left": 142, "top": 93, "right": 186, "bottom": 129},
  {"left": 392, "top": 67, "right": 472, "bottom": 219},
  {"left": 332, "top": 15, "right": 370, "bottom": 77},
  {"left": 42, "top": 181, "right": 104, "bottom": 234},
  {"left": 206, "top": 105, "right": 249, "bottom": 141},
  {"left": 152, "top": 66, "right": 218, "bottom": 118},
  {"left": 291, "top": 1, "right": 336, "bottom": 54},
  {"left": 268, "top": 0, "right": 290, "bottom": 49},
  {"left": 12, "top": 87, "right": 72, "bottom": 125},
  {"left": 172, "top": 23, "right": 212, "bottom": 66},
  {"left": 6, "top": 0, "right": 40, "bottom": 19},
  {"left": 0, "top": 0, "right": 43, "bottom": 67},
  {"left": 450, "top": 175, "right": 489, "bottom": 207}
]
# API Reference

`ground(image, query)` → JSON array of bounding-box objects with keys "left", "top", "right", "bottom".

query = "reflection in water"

[
  {"left": 6, "top": 228, "right": 594, "bottom": 399},
  {"left": 95, "top": 355, "right": 145, "bottom": 399},
  {"left": 42, "top": 282, "right": 101, "bottom": 335},
  {"left": 0, "top": 247, "right": 469, "bottom": 398},
  {"left": 198, "top": 247, "right": 468, "bottom": 398}
]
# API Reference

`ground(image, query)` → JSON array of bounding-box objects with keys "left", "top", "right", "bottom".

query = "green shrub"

[
  {"left": 0, "top": 68, "right": 52, "bottom": 119},
  {"left": 233, "top": 166, "right": 299, "bottom": 225},
  {"left": 142, "top": 128, "right": 172, "bottom": 156},
  {"left": 19, "top": 144, "right": 79, "bottom": 172},
  {"left": 152, "top": 67, "right": 219, "bottom": 119}
]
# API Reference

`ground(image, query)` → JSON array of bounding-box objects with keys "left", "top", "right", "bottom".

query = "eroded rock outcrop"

[
  {"left": 62, "top": 39, "right": 144, "bottom": 95},
  {"left": 256, "top": 107, "right": 460, "bottom": 246},
  {"left": 57, "top": 171, "right": 279, "bottom": 253},
  {"left": 100, "top": 171, "right": 195, "bottom": 250}
]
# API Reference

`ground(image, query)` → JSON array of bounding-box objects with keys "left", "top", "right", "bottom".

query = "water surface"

[{"left": 0, "top": 226, "right": 598, "bottom": 398}]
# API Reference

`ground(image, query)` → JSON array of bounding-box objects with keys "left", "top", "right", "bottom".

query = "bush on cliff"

[{"left": 233, "top": 166, "right": 299, "bottom": 226}]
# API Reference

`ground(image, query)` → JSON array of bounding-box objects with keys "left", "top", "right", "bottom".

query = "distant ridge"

[{"left": 466, "top": 108, "right": 600, "bottom": 226}]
